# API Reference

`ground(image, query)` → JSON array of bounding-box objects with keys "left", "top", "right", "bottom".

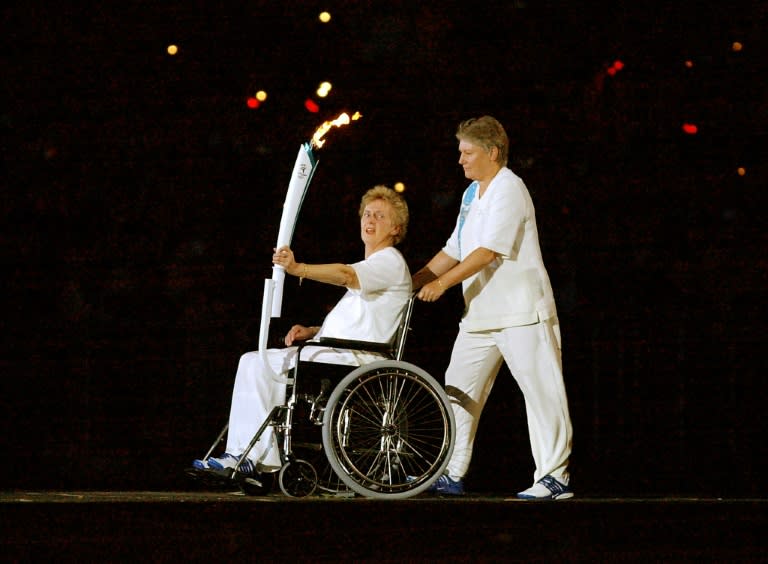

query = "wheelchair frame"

[{"left": 190, "top": 296, "right": 455, "bottom": 499}]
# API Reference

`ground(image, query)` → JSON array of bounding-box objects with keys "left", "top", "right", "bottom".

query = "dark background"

[{"left": 2, "top": 1, "right": 766, "bottom": 497}]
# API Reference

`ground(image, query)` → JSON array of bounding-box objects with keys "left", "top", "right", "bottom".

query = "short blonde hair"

[
  {"left": 456, "top": 115, "right": 509, "bottom": 167},
  {"left": 359, "top": 185, "right": 409, "bottom": 245}
]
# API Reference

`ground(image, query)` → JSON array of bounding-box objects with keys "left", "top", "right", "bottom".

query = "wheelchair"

[{"left": 188, "top": 296, "right": 455, "bottom": 499}]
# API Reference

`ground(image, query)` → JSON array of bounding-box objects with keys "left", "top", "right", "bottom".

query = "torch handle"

[
  {"left": 270, "top": 266, "right": 286, "bottom": 318},
  {"left": 258, "top": 278, "right": 291, "bottom": 384}
]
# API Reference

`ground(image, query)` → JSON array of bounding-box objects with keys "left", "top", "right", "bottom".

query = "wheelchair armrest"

[{"left": 311, "top": 337, "right": 394, "bottom": 355}]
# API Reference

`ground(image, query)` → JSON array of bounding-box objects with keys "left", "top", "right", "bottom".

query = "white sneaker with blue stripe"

[
  {"left": 206, "top": 453, "right": 256, "bottom": 475},
  {"left": 516, "top": 475, "right": 573, "bottom": 500}
]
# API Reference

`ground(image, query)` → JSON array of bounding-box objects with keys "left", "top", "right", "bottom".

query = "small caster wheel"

[{"left": 279, "top": 459, "right": 318, "bottom": 497}]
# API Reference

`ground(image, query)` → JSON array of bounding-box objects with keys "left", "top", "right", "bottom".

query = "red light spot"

[
  {"left": 612, "top": 60, "right": 624, "bottom": 71},
  {"left": 246, "top": 97, "right": 260, "bottom": 109},
  {"left": 304, "top": 98, "right": 320, "bottom": 113},
  {"left": 607, "top": 67, "right": 617, "bottom": 76},
  {"left": 682, "top": 123, "right": 698, "bottom": 135}
]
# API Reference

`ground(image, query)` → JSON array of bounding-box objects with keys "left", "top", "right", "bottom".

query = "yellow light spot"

[
  {"left": 167, "top": 45, "right": 178, "bottom": 55},
  {"left": 317, "top": 81, "right": 332, "bottom": 98},
  {"left": 256, "top": 90, "right": 268, "bottom": 102},
  {"left": 394, "top": 182, "right": 405, "bottom": 193},
  {"left": 319, "top": 11, "right": 332, "bottom": 23}
]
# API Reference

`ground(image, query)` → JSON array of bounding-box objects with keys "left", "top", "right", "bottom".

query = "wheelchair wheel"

[
  {"left": 322, "top": 360, "right": 455, "bottom": 499},
  {"left": 278, "top": 459, "right": 318, "bottom": 498}
]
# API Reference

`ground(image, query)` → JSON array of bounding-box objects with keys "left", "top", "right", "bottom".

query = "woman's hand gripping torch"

[{"left": 258, "top": 112, "right": 361, "bottom": 383}]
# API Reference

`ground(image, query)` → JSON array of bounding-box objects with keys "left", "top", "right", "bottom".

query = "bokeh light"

[
  {"left": 606, "top": 60, "right": 624, "bottom": 77},
  {"left": 394, "top": 182, "right": 405, "bottom": 193},
  {"left": 167, "top": 45, "right": 178, "bottom": 55},
  {"left": 316, "top": 81, "right": 332, "bottom": 98},
  {"left": 319, "top": 11, "right": 331, "bottom": 23},
  {"left": 304, "top": 98, "right": 320, "bottom": 113}
]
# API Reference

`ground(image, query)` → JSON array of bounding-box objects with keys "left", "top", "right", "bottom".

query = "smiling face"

[
  {"left": 458, "top": 139, "right": 501, "bottom": 185},
  {"left": 360, "top": 198, "right": 400, "bottom": 256}
]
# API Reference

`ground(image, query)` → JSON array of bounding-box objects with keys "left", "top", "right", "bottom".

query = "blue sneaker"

[
  {"left": 191, "top": 458, "right": 210, "bottom": 470},
  {"left": 207, "top": 453, "right": 256, "bottom": 475},
  {"left": 516, "top": 475, "right": 573, "bottom": 500},
  {"left": 427, "top": 474, "right": 465, "bottom": 495}
]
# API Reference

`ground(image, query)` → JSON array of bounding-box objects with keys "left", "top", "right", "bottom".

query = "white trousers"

[
  {"left": 225, "top": 346, "right": 376, "bottom": 468},
  {"left": 444, "top": 317, "right": 572, "bottom": 484}
]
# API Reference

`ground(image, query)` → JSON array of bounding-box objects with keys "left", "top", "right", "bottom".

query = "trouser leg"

[
  {"left": 496, "top": 318, "right": 572, "bottom": 483},
  {"left": 225, "top": 349, "right": 294, "bottom": 466},
  {"left": 444, "top": 329, "right": 503, "bottom": 479}
]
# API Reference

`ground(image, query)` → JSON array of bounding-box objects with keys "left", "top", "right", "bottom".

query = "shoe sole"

[{"left": 517, "top": 492, "right": 574, "bottom": 500}]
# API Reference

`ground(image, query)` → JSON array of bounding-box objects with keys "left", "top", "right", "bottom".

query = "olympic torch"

[
  {"left": 258, "top": 112, "right": 361, "bottom": 381},
  {"left": 270, "top": 142, "right": 317, "bottom": 318}
]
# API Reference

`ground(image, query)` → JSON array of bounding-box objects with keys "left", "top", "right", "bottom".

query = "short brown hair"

[
  {"left": 359, "top": 185, "right": 409, "bottom": 245},
  {"left": 456, "top": 115, "right": 509, "bottom": 167}
]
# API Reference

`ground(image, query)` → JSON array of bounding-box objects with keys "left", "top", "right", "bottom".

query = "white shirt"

[
  {"left": 443, "top": 167, "right": 557, "bottom": 331},
  {"left": 316, "top": 246, "right": 412, "bottom": 343}
]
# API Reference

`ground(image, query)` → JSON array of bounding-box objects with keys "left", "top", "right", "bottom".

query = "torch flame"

[{"left": 311, "top": 111, "right": 362, "bottom": 148}]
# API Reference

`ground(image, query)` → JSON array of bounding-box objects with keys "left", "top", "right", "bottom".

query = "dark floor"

[{"left": 2, "top": 490, "right": 767, "bottom": 562}]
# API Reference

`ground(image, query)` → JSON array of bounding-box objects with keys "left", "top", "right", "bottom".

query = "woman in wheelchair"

[{"left": 192, "top": 185, "right": 411, "bottom": 478}]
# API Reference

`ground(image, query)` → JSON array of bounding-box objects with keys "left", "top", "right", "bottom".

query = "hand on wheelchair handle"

[{"left": 416, "top": 280, "right": 445, "bottom": 303}]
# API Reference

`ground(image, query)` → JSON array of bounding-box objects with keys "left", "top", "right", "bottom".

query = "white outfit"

[
  {"left": 224, "top": 247, "right": 412, "bottom": 468},
  {"left": 442, "top": 168, "right": 572, "bottom": 484}
]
